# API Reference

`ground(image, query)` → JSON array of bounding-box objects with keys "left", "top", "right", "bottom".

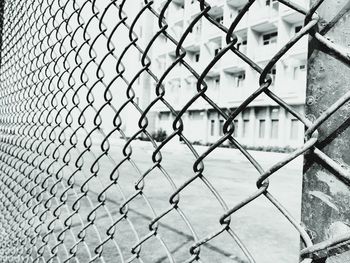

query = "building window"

[
  {"left": 173, "top": 81, "right": 180, "bottom": 91},
  {"left": 233, "top": 120, "right": 239, "bottom": 137},
  {"left": 242, "top": 108, "right": 250, "bottom": 119},
  {"left": 157, "top": 57, "right": 166, "bottom": 71},
  {"left": 191, "top": 0, "right": 195, "bottom": 4},
  {"left": 259, "top": 119, "right": 266, "bottom": 138},
  {"left": 270, "top": 120, "right": 279, "bottom": 139},
  {"left": 270, "top": 107, "right": 279, "bottom": 139},
  {"left": 293, "top": 64, "right": 306, "bottom": 80},
  {"left": 243, "top": 120, "right": 249, "bottom": 137},
  {"left": 189, "top": 111, "right": 202, "bottom": 120},
  {"left": 219, "top": 119, "right": 224, "bottom": 136},
  {"left": 186, "top": 79, "right": 195, "bottom": 91},
  {"left": 262, "top": 31, "right": 278, "bottom": 45},
  {"left": 214, "top": 77, "right": 220, "bottom": 89},
  {"left": 236, "top": 39, "right": 247, "bottom": 52},
  {"left": 190, "top": 22, "right": 201, "bottom": 34},
  {"left": 256, "top": 107, "right": 266, "bottom": 138},
  {"left": 194, "top": 52, "right": 200, "bottom": 62},
  {"left": 268, "top": 66, "right": 276, "bottom": 85},
  {"left": 295, "top": 25, "right": 302, "bottom": 34},
  {"left": 237, "top": 72, "right": 245, "bottom": 87},
  {"left": 159, "top": 112, "right": 170, "bottom": 121},
  {"left": 290, "top": 119, "right": 299, "bottom": 140},
  {"left": 214, "top": 47, "right": 221, "bottom": 56},
  {"left": 270, "top": 107, "right": 279, "bottom": 117},
  {"left": 215, "top": 16, "right": 223, "bottom": 25},
  {"left": 266, "top": 0, "right": 278, "bottom": 9},
  {"left": 210, "top": 120, "right": 215, "bottom": 136},
  {"left": 195, "top": 23, "right": 201, "bottom": 34},
  {"left": 159, "top": 35, "right": 167, "bottom": 44}
]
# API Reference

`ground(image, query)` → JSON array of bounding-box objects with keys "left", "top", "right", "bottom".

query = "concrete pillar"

[{"left": 301, "top": 0, "right": 350, "bottom": 262}]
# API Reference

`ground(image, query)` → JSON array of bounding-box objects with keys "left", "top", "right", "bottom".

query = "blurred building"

[{"left": 131, "top": 0, "right": 309, "bottom": 148}]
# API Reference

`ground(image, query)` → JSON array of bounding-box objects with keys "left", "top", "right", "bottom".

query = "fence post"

[
  {"left": 0, "top": 0, "right": 5, "bottom": 63},
  {"left": 302, "top": 0, "right": 350, "bottom": 262}
]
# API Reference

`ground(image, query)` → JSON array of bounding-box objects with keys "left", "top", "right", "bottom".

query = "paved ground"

[{"left": 48, "top": 139, "right": 304, "bottom": 263}]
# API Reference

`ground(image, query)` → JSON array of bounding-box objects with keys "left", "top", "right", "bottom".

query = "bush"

[
  {"left": 240, "top": 145, "right": 295, "bottom": 153},
  {"left": 190, "top": 140, "right": 295, "bottom": 153},
  {"left": 192, "top": 141, "right": 202, "bottom": 145},
  {"left": 151, "top": 129, "right": 167, "bottom": 142},
  {"left": 138, "top": 135, "right": 151, "bottom": 141}
]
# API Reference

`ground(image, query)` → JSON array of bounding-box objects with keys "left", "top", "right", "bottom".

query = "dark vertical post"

[
  {"left": 302, "top": 0, "right": 350, "bottom": 262},
  {"left": 0, "top": 0, "right": 5, "bottom": 66}
]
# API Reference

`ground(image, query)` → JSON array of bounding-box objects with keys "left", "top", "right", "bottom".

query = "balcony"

[
  {"left": 168, "top": 9, "right": 184, "bottom": 25},
  {"left": 169, "top": 21, "right": 184, "bottom": 41},
  {"left": 204, "top": 23, "right": 225, "bottom": 39},
  {"left": 167, "top": 64, "right": 184, "bottom": 80},
  {"left": 220, "top": 70, "right": 248, "bottom": 105},
  {"left": 153, "top": 55, "right": 167, "bottom": 76},
  {"left": 205, "top": 88, "right": 220, "bottom": 104},
  {"left": 273, "top": 78, "right": 306, "bottom": 104},
  {"left": 166, "top": 79, "right": 182, "bottom": 109},
  {"left": 281, "top": 9, "right": 304, "bottom": 24},
  {"left": 221, "top": 86, "right": 247, "bottom": 106},
  {"left": 153, "top": 36, "right": 172, "bottom": 56},
  {"left": 227, "top": 0, "right": 248, "bottom": 8},
  {"left": 154, "top": 0, "right": 166, "bottom": 10},
  {"left": 185, "top": 33, "right": 201, "bottom": 46},
  {"left": 186, "top": 61, "right": 203, "bottom": 76},
  {"left": 234, "top": 13, "right": 249, "bottom": 31},
  {"left": 253, "top": 43, "right": 278, "bottom": 62},
  {"left": 285, "top": 36, "right": 308, "bottom": 57},
  {"left": 212, "top": 53, "right": 222, "bottom": 71},
  {"left": 286, "top": 78, "right": 306, "bottom": 93},
  {"left": 183, "top": 29, "right": 201, "bottom": 47},
  {"left": 249, "top": 5, "right": 279, "bottom": 25},
  {"left": 207, "top": 0, "right": 225, "bottom": 7},
  {"left": 221, "top": 46, "right": 247, "bottom": 70},
  {"left": 187, "top": 1, "right": 199, "bottom": 16},
  {"left": 280, "top": 0, "right": 309, "bottom": 18},
  {"left": 205, "top": 6, "right": 224, "bottom": 38},
  {"left": 207, "top": 56, "right": 222, "bottom": 76}
]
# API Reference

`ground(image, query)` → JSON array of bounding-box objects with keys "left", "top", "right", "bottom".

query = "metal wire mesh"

[{"left": 0, "top": 0, "right": 349, "bottom": 262}]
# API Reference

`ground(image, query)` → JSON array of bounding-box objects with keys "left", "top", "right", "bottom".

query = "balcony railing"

[
  {"left": 168, "top": 9, "right": 184, "bottom": 25},
  {"left": 206, "top": 0, "right": 225, "bottom": 7},
  {"left": 279, "top": 0, "right": 308, "bottom": 13},
  {"left": 205, "top": 25, "right": 224, "bottom": 39},
  {"left": 253, "top": 43, "right": 277, "bottom": 62},
  {"left": 171, "top": 67, "right": 183, "bottom": 81},
  {"left": 221, "top": 46, "right": 247, "bottom": 69},
  {"left": 286, "top": 37, "right": 307, "bottom": 56},
  {"left": 235, "top": 14, "right": 249, "bottom": 30},
  {"left": 184, "top": 32, "right": 201, "bottom": 46},
  {"left": 249, "top": 5, "right": 279, "bottom": 24}
]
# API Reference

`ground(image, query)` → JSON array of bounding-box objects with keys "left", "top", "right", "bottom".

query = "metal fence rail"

[{"left": 0, "top": 0, "right": 349, "bottom": 262}]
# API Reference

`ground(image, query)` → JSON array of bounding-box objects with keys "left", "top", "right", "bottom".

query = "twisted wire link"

[{"left": 0, "top": 0, "right": 349, "bottom": 262}]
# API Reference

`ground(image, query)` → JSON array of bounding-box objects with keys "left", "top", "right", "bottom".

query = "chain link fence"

[{"left": 0, "top": 0, "right": 349, "bottom": 262}]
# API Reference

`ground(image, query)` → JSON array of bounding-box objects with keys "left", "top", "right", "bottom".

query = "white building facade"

[{"left": 131, "top": 0, "right": 309, "bottom": 148}]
